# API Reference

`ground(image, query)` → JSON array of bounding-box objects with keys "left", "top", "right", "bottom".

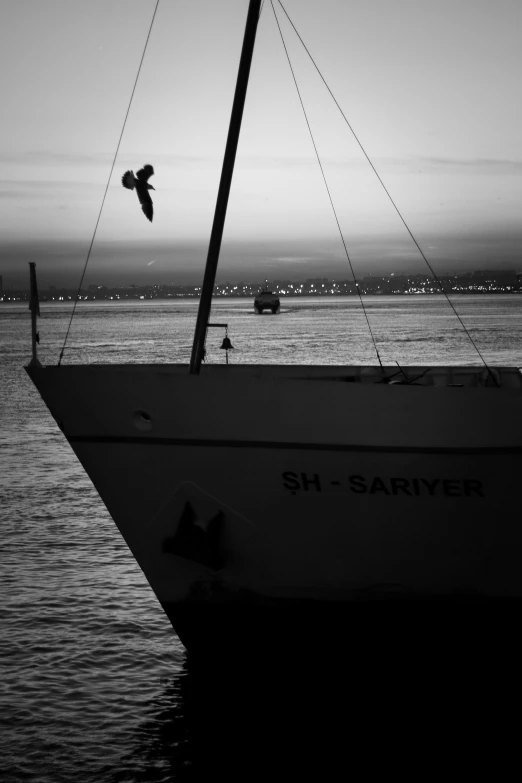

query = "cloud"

[
  {"left": 419, "top": 156, "right": 522, "bottom": 172},
  {"left": 0, "top": 190, "right": 31, "bottom": 199},
  {"left": 0, "top": 149, "right": 213, "bottom": 168},
  {"left": 271, "top": 255, "right": 319, "bottom": 263},
  {"left": 2, "top": 229, "right": 522, "bottom": 290},
  {"left": 0, "top": 179, "right": 101, "bottom": 190}
]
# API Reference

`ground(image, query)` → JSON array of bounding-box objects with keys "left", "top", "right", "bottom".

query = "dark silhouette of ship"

[{"left": 254, "top": 284, "right": 280, "bottom": 314}]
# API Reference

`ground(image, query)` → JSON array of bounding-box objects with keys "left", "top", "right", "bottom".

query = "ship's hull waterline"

[{"left": 27, "top": 363, "right": 522, "bottom": 649}]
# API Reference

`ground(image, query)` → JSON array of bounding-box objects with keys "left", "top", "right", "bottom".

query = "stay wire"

[
  {"left": 58, "top": 0, "right": 161, "bottom": 366},
  {"left": 270, "top": 0, "right": 384, "bottom": 369},
  {"left": 275, "top": 0, "right": 497, "bottom": 384}
]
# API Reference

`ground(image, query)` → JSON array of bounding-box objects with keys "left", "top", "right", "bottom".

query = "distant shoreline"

[
  {"left": 2, "top": 291, "right": 522, "bottom": 305},
  {"left": 2, "top": 269, "right": 521, "bottom": 303}
]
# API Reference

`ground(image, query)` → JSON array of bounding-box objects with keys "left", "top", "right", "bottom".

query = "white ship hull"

[{"left": 27, "top": 362, "right": 522, "bottom": 649}]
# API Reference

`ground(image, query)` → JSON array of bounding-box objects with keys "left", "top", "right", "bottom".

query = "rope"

[
  {"left": 275, "top": 0, "right": 498, "bottom": 384},
  {"left": 270, "top": 0, "right": 384, "bottom": 368},
  {"left": 58, "top": 0, "right": 161, "bottom": 366}
]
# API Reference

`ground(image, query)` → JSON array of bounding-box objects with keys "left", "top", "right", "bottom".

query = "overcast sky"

[{"left": 1, "top": 0, "right": 521, "bottom": 287}]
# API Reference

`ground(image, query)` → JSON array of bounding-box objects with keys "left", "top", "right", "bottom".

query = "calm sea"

[{"left": 2, "top": 294, "right": 522, "bottom": 781}]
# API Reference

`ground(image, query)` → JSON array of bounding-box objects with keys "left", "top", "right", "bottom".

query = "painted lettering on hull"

[{"left": 282, "top": 471, "right": 484, "bottom": 497}]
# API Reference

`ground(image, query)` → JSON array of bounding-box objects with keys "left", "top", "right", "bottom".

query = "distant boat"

[
  {"left": 26, "top": 0, "right": 522, "bottom": 656},
  {"left": 254, "top": 286, "right": 280, "bottom": 314}
]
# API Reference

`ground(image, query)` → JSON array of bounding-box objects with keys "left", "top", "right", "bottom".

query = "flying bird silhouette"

[{"left": 121, "top": 164, "right": 155, "bottom": 222}]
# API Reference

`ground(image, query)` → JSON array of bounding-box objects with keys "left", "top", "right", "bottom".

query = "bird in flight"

[{"left": 121, "top": 164, "right": 155, "bottom": 222}]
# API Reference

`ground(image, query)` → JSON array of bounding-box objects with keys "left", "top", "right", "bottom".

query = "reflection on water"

[
  {"left": 121, "top": 651, "right": 366, "bottom": 780},
  {"left": 114, "top": 668, "right": 191, "bottom": 781},
  {"left": 116, "top": 633, "right": 522, "bottom": 781}
]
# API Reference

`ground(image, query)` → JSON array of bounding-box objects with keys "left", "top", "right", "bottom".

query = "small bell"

[{"left": 220, "top": 336, "right": 234, "bottom": 351}]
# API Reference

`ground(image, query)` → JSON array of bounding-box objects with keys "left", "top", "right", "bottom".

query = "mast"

[
  {"left": 28, "top": 262, "right": 41, "bottom": 368},
  {"left": 189, "top": 0, "right": 262, "bottom": 374}
]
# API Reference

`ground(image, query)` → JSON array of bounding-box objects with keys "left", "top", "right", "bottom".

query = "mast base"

[{"left": 27, "top": 357, "right": 42, "bottom": 369}]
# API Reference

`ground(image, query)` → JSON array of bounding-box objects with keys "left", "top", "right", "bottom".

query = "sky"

[{"left": 1, "top": 0, "right": 521, "bottom": 289}]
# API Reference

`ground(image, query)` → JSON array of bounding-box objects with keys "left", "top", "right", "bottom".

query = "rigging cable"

[
  {"left": 275, "top": 0, "right": 498, "bottom": 384},
  {"left": 270, "top": 0, "right": 384, "bottom": 369},
  {"left": 58, "top": 0, "right": 161, "bottom": 366}
]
